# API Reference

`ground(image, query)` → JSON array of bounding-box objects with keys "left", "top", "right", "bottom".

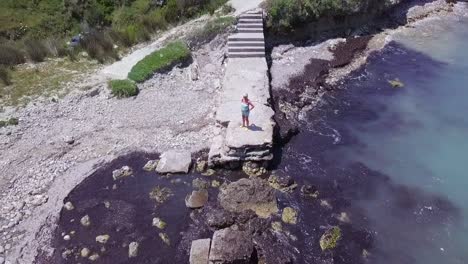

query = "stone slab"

[
  {"left": 190, "top": 238, "right": 211, "bottom": 264},
  {"left": 156, "top": 150, "right": 192, "bottom": 174},
  {"left": 209, "top": 228, "right": 254, "bottom": 264},
  {"left": 224, "top": 115, "right": 274, "bottom": 149}
]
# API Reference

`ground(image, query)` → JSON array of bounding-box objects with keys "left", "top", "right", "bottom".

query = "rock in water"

[
  {"left": 80, "top": 215, "right": 91, "bottom": 227},
  {"left": 128, "top": 242, "right": 139, "bottom": 258},
  {"left": 190, "top": 239, "right": 211, "bottom": 264},
  {"left": 320, "top": 226, "right": 342, "bottom": 251},
  {"left": 206, "top": 209, "right": 235, "bottom": 229},
  {"left": 81, "top": 248, "right": 90, "bottom": 258},
  {"left": 112, "top": 166, "right": 133, "bottom": 180},
  {"left": 218, "top": 178, "right": 278, "bottom": 218},
  {"left": 209, "top": 228, "right": 254, "bottom": 264},
  {"left": 96, "top": 234, "right": 110, "bottom": 244},
  {"left": 143, "top": 160, "right": 159, "bottom": 171},
  {"left": 185, "top": 190, "right": 209, "bottom": 209},
  {"left": 156, "top": 150, "right": 192, "bottom": 174},
  {"left": 63, "top": 201, "right": 74, "bottom": 211},
  {"left": 152, "top": 217, "right": 167, "bottom": 229},
  {"left": 281, "top": 207, "right": 298, "bottom": 224}
]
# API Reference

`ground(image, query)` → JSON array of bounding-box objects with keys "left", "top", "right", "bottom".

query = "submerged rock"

[
  {"left": 300, "top": 184, "right": 319, "bottom": 198},
  {"left": 96, "top": 234, "right": 110, "bottom": 244},
  {"left": 190, "top": 238, "right": 211, "bottom": 264},
  {"left": 192, "top": 178, "right": 210, "bottom": 189},
  {"left": 152, "top": 217, "right": 167, "bottom": 229},
  {"left": 80, "top": 215, "right": 91, "bottom": 227},
  {"left": 156, "top": 150, "right": 192, "bottom": 174},
  {"left": 80, "top": 248, "right": 90, "bottom": 258},
  {"left": 202, "top": 169, "right": 216, "bottom": 176},
  {"left": 320, "top": 226, "right": 342, "bottom": 251},
  {"left": 128, "top": 242, "right": 139, "bottom": 258},
  {"left": 209, "top": 227, "right": 254, "bottom": 264},
  {"left": 149, "top": 186, "right": 173, "bottom": 204},
  {"left": 268, "top": 175, "right": 297, "bottom": 192},
  {"left": 112, "top": 166, "right": 133, "bottom": 181},
  {"left": 185, "top": 190, "right": 209, "bottom": 209},
  {"left": 143, "top": 160, "right": 159, "bottom": 171},
  {"left": 196, "top": 160, "right": 207, "bottom": 173},
  {"left": 63, "top": 201, "right": 74, "bottom": 211},
  {"left": 281, "top": 207, "right": 298, "bottom": 225},
  {"left": 211, "top": 180, "right": 221, "bottom": 188},
  {"left": 88, "top": 253, "right": 99, "bottom": 261},
  {"left": 159, "top": 233, "right": 170, "bottom": 245},
  {"left": 242, "top": 161, "right": 267, "bottom": 177},
  {"left": 206, "top": 209, "right": 235, "bottom": 229},
  {"left": 388, "top": 78, "right": 404, "bottom": 88},
  {"left": 219, "top": 178, "right": 278, "bottom": 218}
]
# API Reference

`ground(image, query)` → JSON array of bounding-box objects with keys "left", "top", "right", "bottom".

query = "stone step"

[
  {"left": 237, "top": 29, "right": 264, "bottom": 33},
  {"left": 228, "top": 47, "right": 265, "bottom": 53},
  {"left": 240, "top": 14, "right": 263, "bottom": 19},
  {"left": 228, "top": 33, "right": 264, "bottom": 42},
  {"left": 238, "top": 19, "right": 263, "bottom": 25},
  {"left": 228, "top": 41, "right": 265, "bottom": 47},
  {"left": 228, "top": 52, "right": 265, "bottom": 58},
  {"left": 237, "top": 24, "right": 263, "bottom": 29}
]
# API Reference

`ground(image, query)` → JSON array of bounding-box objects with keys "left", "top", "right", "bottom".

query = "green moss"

[
  {"left": 109, "top": 79, "right": 139, "bottom": 98},
  {"left": 281, "top": 207, "right": 298, "bottom": 225},
  {"left": 128, "top": 41, "right": 191, "bottom": 82},
  {"left": 319, "top": 226, "right": 342, "bottom": 251},
  {"left": 149, "top": 186, "right": 173, "bottom": 204}
]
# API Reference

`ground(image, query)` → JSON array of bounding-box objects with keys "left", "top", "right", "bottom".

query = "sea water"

[
  {"left": 278, "top": 15, "right": 468, "bottom": 264},
  {"left": 329, "top": 17, "right": 468, "bottom": 263}
]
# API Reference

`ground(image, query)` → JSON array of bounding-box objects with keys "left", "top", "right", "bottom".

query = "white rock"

[
  {"left": 63, "top": 235, "right": 71, "bottom": 241},
  {"left": 80, "top": 215, "right": 91, "bottom": 227},
  {"left": 96, "top": 234, "right": 110, "bottom": 244},
  {"left": 64, "top": 202, "right": 74, "bottom": 211},
  {"left": 156, "top": 150, "right": 192, "bottom": 174},
  {"left": 128, "top": 241, "right": 139, "bottom": 258},
  {"left": 81, "top": 247, "right": 90, "bottom": 258}
]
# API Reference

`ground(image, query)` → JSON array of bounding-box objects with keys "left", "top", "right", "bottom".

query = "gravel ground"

[{"left": 0, "top": 29, "right": 228, "bottom": 263}]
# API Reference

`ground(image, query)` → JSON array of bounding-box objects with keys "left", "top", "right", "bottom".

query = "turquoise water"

[{"left": 334, "top": 18, "right": 468, "bottom": 263}]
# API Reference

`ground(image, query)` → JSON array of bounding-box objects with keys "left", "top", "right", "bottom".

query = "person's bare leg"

[
  {"left": 246, "top": 117, "right": 250, "bottom": 127},
  {"left": 242, "top": 116, "right": 246, "bottom": 127}
]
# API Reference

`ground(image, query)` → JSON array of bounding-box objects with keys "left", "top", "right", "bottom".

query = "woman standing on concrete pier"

[{"left": 241, "top": 93, "right": 255, "bottom": 129}]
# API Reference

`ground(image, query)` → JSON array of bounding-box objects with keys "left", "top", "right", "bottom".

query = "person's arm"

[{"left": 249, "top": 101, "right": 255, "bottom": 110}]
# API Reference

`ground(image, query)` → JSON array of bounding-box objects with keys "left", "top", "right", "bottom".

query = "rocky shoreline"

[{"left": 0, "top": 1, "right": 466, "bottom": 263}]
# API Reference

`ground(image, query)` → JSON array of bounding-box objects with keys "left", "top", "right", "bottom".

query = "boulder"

[
  {"left": 156, "top": 151, "right": 192, "bottom": 174},
  {"left": 209, "top": 228, "right": 254, "bottom": 264},
  {"left": 80, "top": 215, "right": 91, "bottom": 227},
  {"left": 63, "top": 201, "right": 74, "bottom": 211},
  {"left": 112, "top": 166, "right": 133, "bottom": 180},
  {"left": 218, "top": 178, "right": 278, "bottom": 218},
  {"left": 81, "top": 248, "right": 90, "bottom": 258},
  {"left": 206, "top": 209, "right": 235, "bottom": 229},
  {"left": 129, "top": 242, "right": 139, "bottom": 258},
  {"left": 152, "top": 217, "right": 167, "bottom": 229},
  {"left": 143, "top": 160, "right": 159, "bottom": 171},
  {"left": 192, "top": 178, "right": 210, "bottom": 189},
  {"left": 281, "top": 207, "right": 298, "bottom": 225},
  {"left": 190, "top": 239, "right": 211, "bottom": 264},
  {"left": 185, "top": 190, "right": 209, "bottom": 209},
  {"left": 320, "top": 226, "right": 342, "bottom": 251}
]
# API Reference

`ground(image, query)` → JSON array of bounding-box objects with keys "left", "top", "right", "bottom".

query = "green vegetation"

[
  {"left": 266, "top": 0, "right": 387, "bottom": 32},
  {"left": 319, "top": 226, "right": 342, "bottom": 251},
  {"left": 0, "top": 117, "right": 19, "bottom": 128},
  {"left": 109, "top": 79, "right": 139, "bottom": 98},
  {"left": 128, "top": 41, "right": 191, "bottom": 82},
  {"left": 188, "top": 16, "right": 236, "bottom": 46}
]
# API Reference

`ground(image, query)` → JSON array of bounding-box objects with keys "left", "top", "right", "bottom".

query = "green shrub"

[
  {"left": 221, "top": 3, "right": 235, "bottom": 14},
  {"left": 109, "top": 79, "right": 139, "bottom": 98},
  {"left": 81, "top": 31, "right": 118, "bottom": 63},
  {"left": 0, "top": 45, "right": 25, "bottom": 66},
  {"left": 0, "top": 117, "right": 19, "bottom": 127},
  {"left": 24, "top": 39, "right": 50, "bottom": 62},
  {"left": 142, "top": 9, "right": 168, "bottom": 32},
  {"left": 128, "top": 41, "right": 191, "bottom": 82},
  {"left": 0, "top": 66, "right": 11, "bottom": 86}
]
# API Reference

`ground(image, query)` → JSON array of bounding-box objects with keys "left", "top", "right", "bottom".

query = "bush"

[
  {"left": 0, "top": 117, "right": 19, "bottom": 127},
  {"left": 221, "top": 3, "right": 235, "bottom": 14},
  {"left": 0, "top": 45, "right": 25, "bottom": 66},
  {"left": 0, "top": 66, "right": 11, "bottom": 86},
  {"left": 128, "top": 41, "right": 191, "bottom": 82},
  {"left": 80, "top": 31, "right": 118, "bottom": 63},
  {"left": 109, "top": 79, "right": 139, "bottom": 98},
  {"left": 142, "top": 9, "right": 168, "bottom": 32},
  {"left": 24, "top": 39, "right": 50, "bottom": 62}
]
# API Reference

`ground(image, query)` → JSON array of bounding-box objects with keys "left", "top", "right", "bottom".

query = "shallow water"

[{"left": 279, "top": 17, "right": 468, "bottom": 264}]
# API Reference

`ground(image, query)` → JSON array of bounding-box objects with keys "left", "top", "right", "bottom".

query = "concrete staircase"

[
  {"left": 209, "top": 10, "right": 274, "bottom": 167},
  {"left": 228, "top": 11, "right": 265, "bottom": 59}
]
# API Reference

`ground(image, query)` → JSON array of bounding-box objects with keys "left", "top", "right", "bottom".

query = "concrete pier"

[{"left": 209, "top": 11, "right": 275, "bottom": 166}]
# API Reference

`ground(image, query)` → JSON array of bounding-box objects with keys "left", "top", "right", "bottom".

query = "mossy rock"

[
  {"left": 320, "top": 226, "right": 342, "bottom": 251},
  {"left": 281, "top": 207, "right": 298, "bottom": 225}
]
